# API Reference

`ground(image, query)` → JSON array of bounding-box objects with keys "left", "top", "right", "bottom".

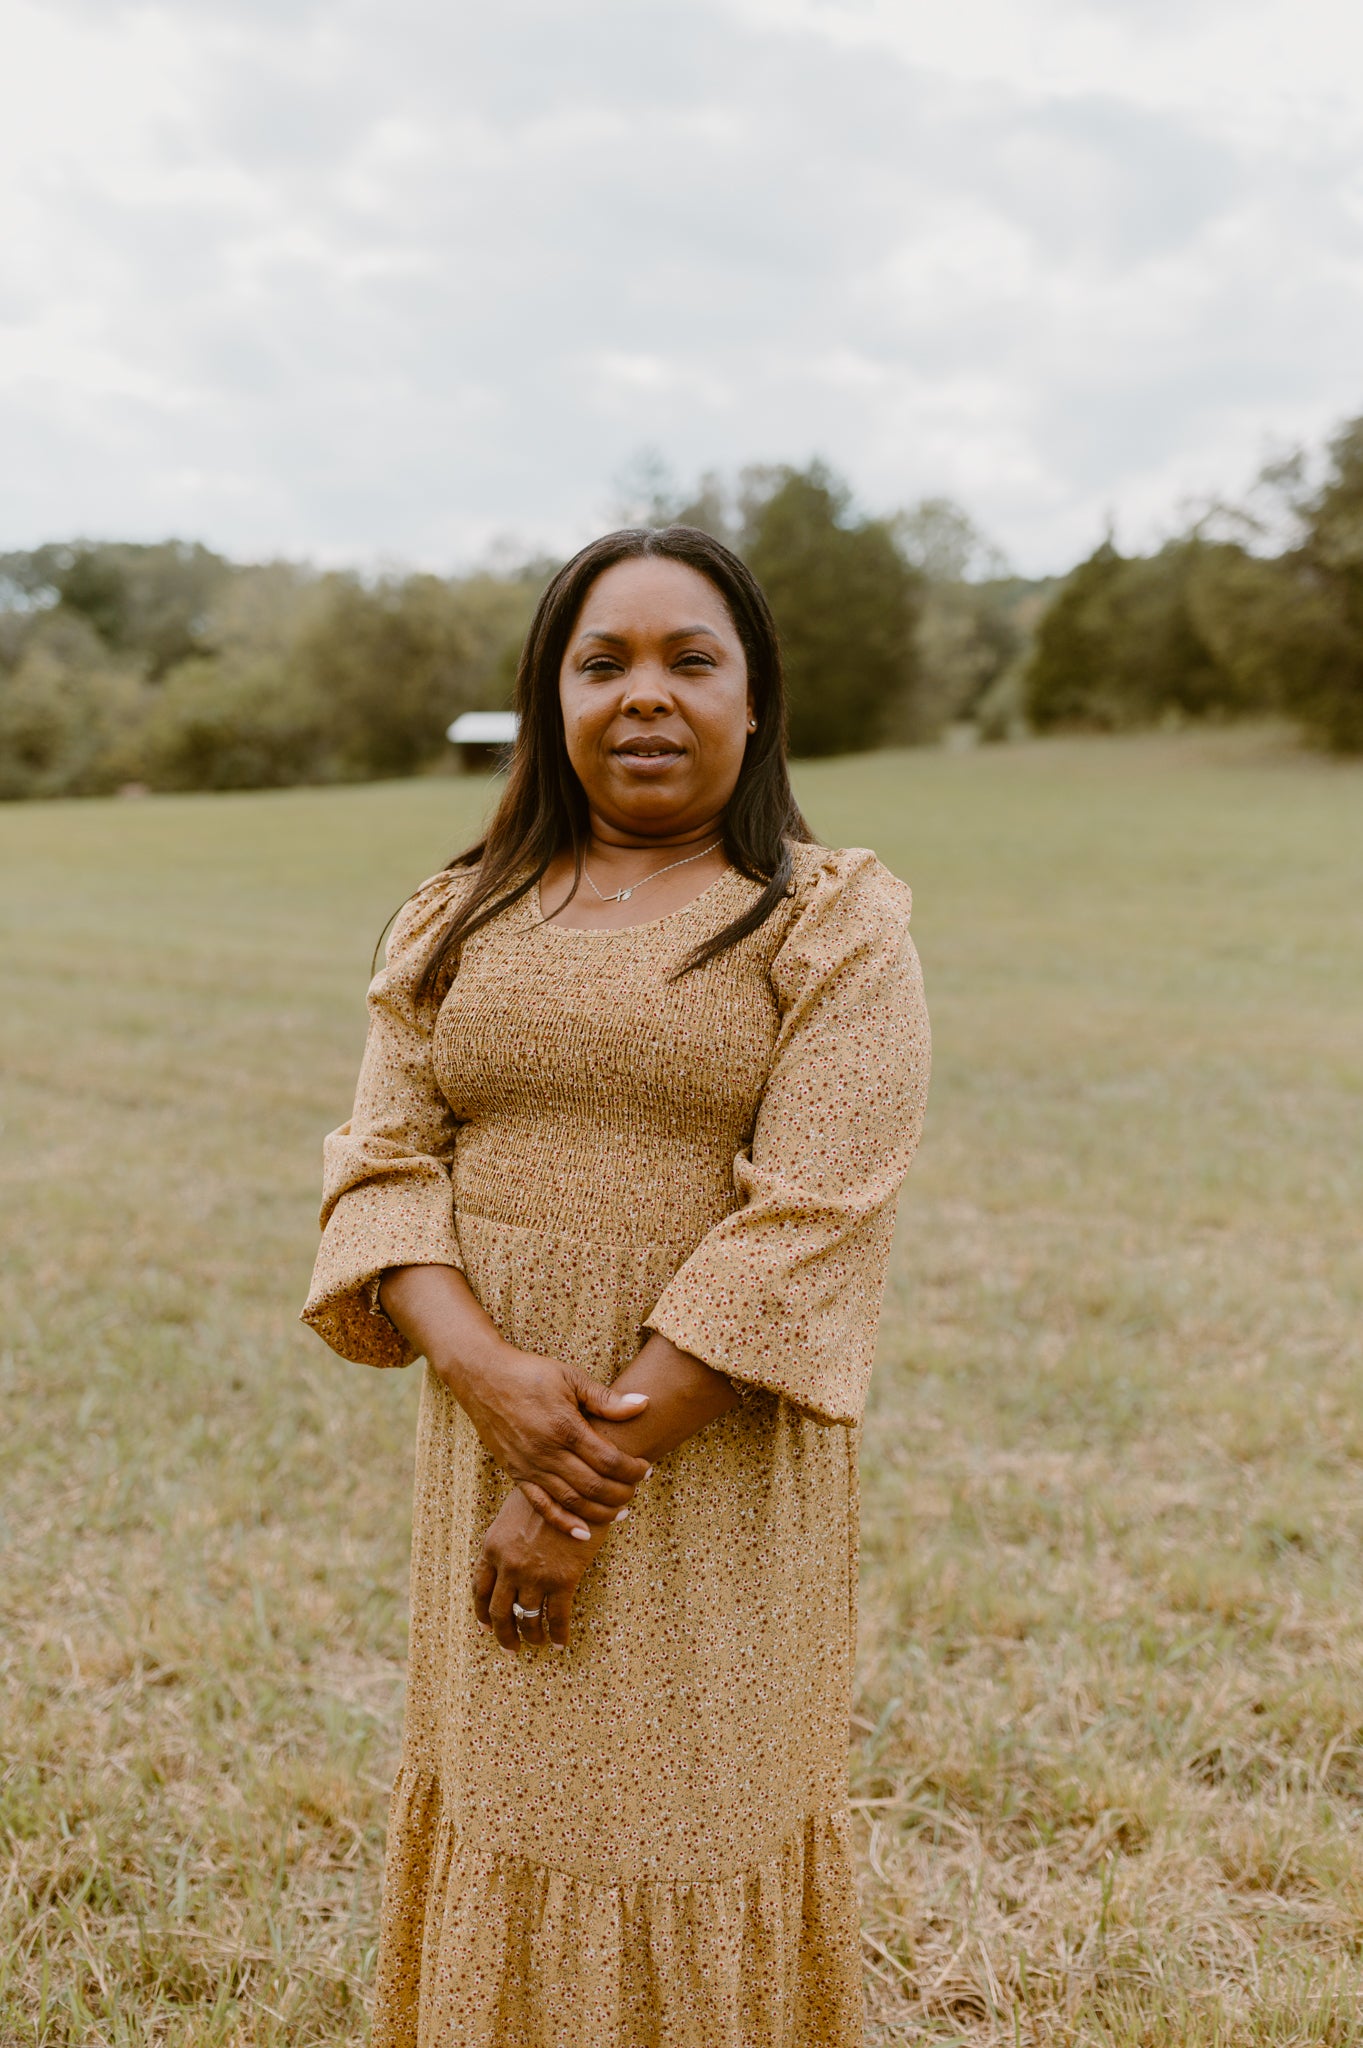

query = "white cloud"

[
  {"left": 0, "top": 0, "right": 1360, "bottom": 573},
  {"left": 724, "top": 0, "right": 1363, "bottom": 144}
]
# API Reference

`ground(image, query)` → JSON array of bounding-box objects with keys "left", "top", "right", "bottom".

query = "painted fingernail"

[
  {"left": 614, "top": 1507, "right": 629, "bottom": 1522},
  {"left": 619, "top": 1393, "right": 647, "bottom": 1408},
  {"left": 500, "top": 1647, "right": 517, "bottom": 1660},
  {"left": 570, "top": 1525, "right": 591, "bottom": 1541},
  {"left": 550, "top": 1639, "right": 567, "bottom": 1651},
  {"left": 644, "top": 1467, "right": 654, "bottom": 1480}
]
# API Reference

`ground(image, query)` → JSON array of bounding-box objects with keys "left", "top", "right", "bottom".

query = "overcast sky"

[{"left": 4, "top": 0, "right": 1361, "bottom": 576}]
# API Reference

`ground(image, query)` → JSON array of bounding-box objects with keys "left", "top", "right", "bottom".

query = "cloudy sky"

[{"left": 4, "top": 0, "right": 1361, "bottom": 575}]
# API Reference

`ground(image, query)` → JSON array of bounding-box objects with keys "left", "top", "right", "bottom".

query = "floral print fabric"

[{"left": 302, "top": 844, "right": 930, "bottom": 2047}]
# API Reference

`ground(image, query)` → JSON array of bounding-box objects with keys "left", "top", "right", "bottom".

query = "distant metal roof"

[{"left": 446, "top": 711, "right": 519, "bottom": 744}]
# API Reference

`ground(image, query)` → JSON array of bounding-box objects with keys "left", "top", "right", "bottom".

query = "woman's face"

[{"left": 558, "top": 555, "right": 755, "bottom": 841}]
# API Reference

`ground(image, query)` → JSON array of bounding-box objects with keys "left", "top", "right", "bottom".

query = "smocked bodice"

[{"left": 432, "top": 876, "right": 780, "bottom": 1245}]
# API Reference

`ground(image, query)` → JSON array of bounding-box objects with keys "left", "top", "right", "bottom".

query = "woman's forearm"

[
  {"left": 379, "top": 1271, "right": 736, "bottom": 1463},
  {"left": 378, "top": 1262, "right": 508, "bottom": 1391},
  {"left": 590, "top": 1333, "right": 740, "bottom": 1467}
]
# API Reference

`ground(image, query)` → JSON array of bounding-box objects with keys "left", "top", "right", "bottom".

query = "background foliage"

[
  {"left": 0, "top": 548, "right": 554, "bottom": 801},
  {"left": 3, "top": 412, "right": 1362, "bottom": 802},
  {"left": 0, "top": 465, "right": 1041, "bottom": 799},
  {"left": 1023, "top": 418, "right": 1363, "bottom": 752}
]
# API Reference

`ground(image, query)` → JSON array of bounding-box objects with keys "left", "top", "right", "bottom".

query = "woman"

[{"left": 303, "top": 525, "right": 930, "bottom": 2048}]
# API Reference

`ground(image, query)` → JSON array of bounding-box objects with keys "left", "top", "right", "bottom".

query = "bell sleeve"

[
  {"left": 644, "top": 848, "right": 930, "bottom": 1425},
  {"left": 300, "top": 870, "right": 468, "bottom": 1369}
]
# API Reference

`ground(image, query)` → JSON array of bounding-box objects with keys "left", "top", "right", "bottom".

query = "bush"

[
  {"left": 138, "top": 656, "right": 332, "bottom": 792},
  {"left": 1024, "top": 540, "right": 1263, "bottom": 733},
  {"left": 0, "top": 615, "right": 148, "bottom": 799},
  {"left": 292, "top": 574, "right": 482, "bottom": 780}
]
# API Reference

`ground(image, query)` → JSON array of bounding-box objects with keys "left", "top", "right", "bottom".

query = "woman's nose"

[{"left": 620, "top": 665, "right": 675, "bottom": 717}]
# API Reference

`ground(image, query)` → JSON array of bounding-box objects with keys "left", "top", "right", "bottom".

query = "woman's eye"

[{"left": 675, "top": 652, "right": 714, "bottom": 670}]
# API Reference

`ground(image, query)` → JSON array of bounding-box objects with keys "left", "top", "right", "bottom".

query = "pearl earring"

[{"left": 747, "top": 718, "right": 757, "bottom": 731}]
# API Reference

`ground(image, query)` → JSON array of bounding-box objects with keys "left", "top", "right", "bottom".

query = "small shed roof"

[{"left": 446, "top": 711, "right": 519, "bottom": 744}]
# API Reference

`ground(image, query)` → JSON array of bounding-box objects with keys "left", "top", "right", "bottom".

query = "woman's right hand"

[
  {"left": 449, "top": 1339, "right": 651, "bottom": 1537},
  {"left": 377, "top": 1263, "right": 651, "bottom": 1536}
]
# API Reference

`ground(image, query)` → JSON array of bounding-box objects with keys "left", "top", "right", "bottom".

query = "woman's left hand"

[
  {"left": 473, "top": 1488, "right": 612, "bottom": 1653},
  {"left": 473, "top": 1334, "right": 736, "bottom": 1654}
]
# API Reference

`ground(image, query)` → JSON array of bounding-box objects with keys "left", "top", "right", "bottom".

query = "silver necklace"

[{"left": 582, "top": 838, "right": 724, "bottom": 904}]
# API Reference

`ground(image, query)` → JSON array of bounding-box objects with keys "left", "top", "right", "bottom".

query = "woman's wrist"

[
  {"left": 376, "top": 1266, "right": 515, "bottom": 1401},
  {"left": 429, "top": 1325, "right": 515, "bottom": 1403}
]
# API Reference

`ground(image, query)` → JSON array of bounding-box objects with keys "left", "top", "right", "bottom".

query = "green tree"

[
  {"left": 894, "top": 497, "right": 1007, "bottom": 583},
  {"left": 1095, "top": 420, "right": 1363, "bottom": 754},
  {"left": 0, "top": 540, "right": 233, "bottom": 677},
  {"left": 1023, "top": 540, "right": 1128, "bottom": 729},
  {"left": 1288, "top": 418, "right": 1363, "bottom": 750},
  {"left": 610, "top": 451, "right": 734, "bottom": 543},
  {"left": 907, "top": 579, "right": 1030, "bottom": 738},
  {"left": 887, "top": 497, "right": 1036, "bottom": 738},
  {"left": 739, "top": 463, "right": 921, "bottom": 755},
  {"left": 1026, "top": 418, "right": 1363, "bottom": 753},
  {"left": 447, "top": 561, "right": 557, "bottom": 709},
  {"left": 1024, "top": 539, "right": 1252, "bottom": 732},
  {"left": 0, "top": 543, "right": 563, "bottom": 795},
  {"left": 138, "top": 653, "right": 331, "bottom": 792},
  {"left": 292, "top": 572, "right": 479, "bottom": 780},
  {"left": 0, "top": 612, "right": 148, "bottom": 798}
]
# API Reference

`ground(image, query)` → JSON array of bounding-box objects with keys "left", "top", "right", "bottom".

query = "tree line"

[
  {"left": 0, "top": 544, "right": 552, "bottom": 799},
  {"left": 0, "top": 463, "right": 1038, "bottom": 800},
  {"left": 1025, "top": 416, "right": 1363, "bottom": 753},
  {"left": 1, "top": 419, "right": 1359, "bottom": 801}
]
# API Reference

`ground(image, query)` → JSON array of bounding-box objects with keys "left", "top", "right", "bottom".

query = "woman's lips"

[{"left": 613, "top": 745, "right": 685, "bottom": 772}]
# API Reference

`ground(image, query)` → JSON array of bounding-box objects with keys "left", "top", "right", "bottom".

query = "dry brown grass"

[{"left": 2, "top": 728, "right": 1361, "bottom": 2043}]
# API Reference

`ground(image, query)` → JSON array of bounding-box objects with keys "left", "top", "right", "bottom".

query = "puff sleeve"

[
  {"left": 644, "top": 849, "right": 930, "bottom": 1425},
  {"left": 301, "top": 871, "right": 467, "bottom": 1368}
]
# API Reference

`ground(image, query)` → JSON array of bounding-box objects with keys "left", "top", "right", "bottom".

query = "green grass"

[{"left": 2, "top": 727, "right": 1361, "bottom": 2045}]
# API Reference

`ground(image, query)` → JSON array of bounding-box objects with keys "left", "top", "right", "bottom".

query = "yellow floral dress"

[{"left": 303, "top": 844, "right": 930, "bottom": 2048}]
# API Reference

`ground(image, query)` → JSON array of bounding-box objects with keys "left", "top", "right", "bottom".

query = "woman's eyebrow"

[{"left": 576, "top": 624, "right": 722, "bottom": 647}]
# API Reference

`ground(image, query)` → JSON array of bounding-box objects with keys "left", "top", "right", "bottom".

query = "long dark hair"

[{"left": 415, "top": 525, "right": 814, "bottom": 1003}]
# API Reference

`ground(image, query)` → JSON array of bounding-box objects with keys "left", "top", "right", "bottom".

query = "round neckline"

[{"left": 533, "top": 865, "right": 736, "bottom": 936}]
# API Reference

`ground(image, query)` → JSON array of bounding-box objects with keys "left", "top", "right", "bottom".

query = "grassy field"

[{"left": 2, "top": 727, "right": 1361, "bottom": 2046}]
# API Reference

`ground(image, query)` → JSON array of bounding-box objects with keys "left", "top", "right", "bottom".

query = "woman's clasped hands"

[
  {"left": 455, "top": 1340, "right": 650, "bottom": 1654},
  {"left": 376, "top": 1266, "right": 652, "bottom": 1653},
  {"left": 465, "top": 1327, "right": 740, "bottom": 1655},
  {"left": 452, "top": 1336, "right": 650, "bottom": 1536}
]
